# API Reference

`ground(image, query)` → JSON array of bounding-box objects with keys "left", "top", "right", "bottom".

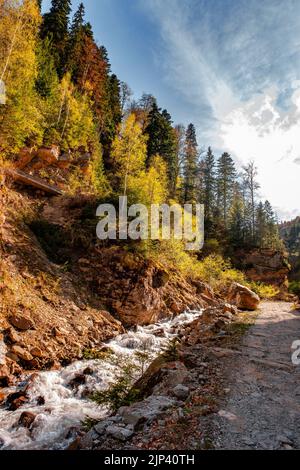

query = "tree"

[
  {"left": 144, "top": 101, "right": 177, "bottom": 195},
  {"left": 0, "top": 0, "right": 43, "bottom": 156},
  {"left": 217, "top": 152, "right": 237, "bottom": 229},
  {"left": 228, "top": 183, "right": 245, "bottom": 247},
  {"left": 243, "top": 161, "right": 260, "bottom": 242},
  {"left": 41, "top": 0, "right": 71, "bottom": 76},
  {"left": 120, "top": 82, "right": 133, "bottom": 115},
  {"left": 111, "top": 113, "right": 147, "bottom": 201},
  {"left": 183, "top": 123, "right": 198, "bottom": 203},
  {"left": 203, "top": 147, "right": 216, "bottom": 233}
]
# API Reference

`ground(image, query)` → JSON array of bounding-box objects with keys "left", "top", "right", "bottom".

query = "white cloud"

[
  {"left": 221, "top": 85, "right": 300, "bottom": 219},
  {"left": 141, "top": 0, "right": 300, "bottom": 219}
]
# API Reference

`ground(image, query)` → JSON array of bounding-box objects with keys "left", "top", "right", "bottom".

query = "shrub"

[
  {"left": 250, "top": 282, "right": 279, "bottom": 299},
  {"left": 289, "top": 281, "right": 300, "bottom": 297}
]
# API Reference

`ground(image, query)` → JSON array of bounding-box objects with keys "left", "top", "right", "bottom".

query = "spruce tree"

[
  {"left": 144, "top": 102, "right": 177, "bottom": 195},
  {"left": 217, "top": 152, "right": 237, "bottom": 229},
  {"left": 183, "top": 123, "right": 198, "bottom": 203},
  {"left": 41, "top": 0, "right": 71, "bottom": 76},
  {"left": 203, "top": 147, "right": 216, "bottom": 233}
]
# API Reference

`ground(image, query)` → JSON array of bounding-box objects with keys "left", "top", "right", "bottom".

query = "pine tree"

[
  {"left": 203, "top": 147, "right": 216, "bottom": 233},
  {"left": 183, "top": 123, "right": 198, "bottom": 203},
  {"left": 228, "top": 183, "right": 245, "bottom": 247},
  {"left": 41, "top": 0, "right": 71, "bottom": 76},
  {"left": 217, "top": 152, "right": 237, "bottom": 229},
  {"left": 243, "top": 161, "right": 260, "bottom": 242},
  {"left": 144, "top": 101, "right": 177, "bottom": 195}
]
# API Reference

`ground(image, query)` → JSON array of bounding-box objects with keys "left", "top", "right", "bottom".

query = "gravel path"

[{"left": 214, "top": 301, "right": 300, "bottom": 450}]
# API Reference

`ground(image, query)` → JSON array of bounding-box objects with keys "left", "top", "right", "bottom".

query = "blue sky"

[{"left": 42, "top": 0, "right": 300, "bottom": 220}]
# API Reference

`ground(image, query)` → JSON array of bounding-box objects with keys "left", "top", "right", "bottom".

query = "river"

[{"left": 0, "top": 309, "right": 202, "bottom": 450}]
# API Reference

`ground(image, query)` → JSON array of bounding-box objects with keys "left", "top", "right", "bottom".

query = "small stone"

[
  {"left": 30, "top": 347, "right": 43, "bottom": 358},
  {"left": 7, "top": 328, "right": 21, "bottom": 344},
  {"left": 37, "top": 396, "right": 45, "bottom": 406},
  {"left": 9, "top": 314, "right": 34, "bottom": 331},
  {"left": 94, "top": 421, "right": 110, "bottom": 435},
  {"left": 83, "top": 367, "right": 94, "bottom": 376},
  {"left": 172, "top": 385, "right": 190, "bottom": 400},
  {"left": 69, "top": 374, "right": 86, "bottom": 388},
  {"left": 11, "top": 345, "right": 33, "bottom": 362},
  {"left": 18, "top": 411, "right": 36, "bottom": 429}
]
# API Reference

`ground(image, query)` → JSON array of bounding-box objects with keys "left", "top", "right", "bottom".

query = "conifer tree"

[
  {"left": 203, "top": 147, "right": 216, "bottom": 233},
  {"left": 144, "top": 101, "right": 177, "bottom": 195},
  {"left": 41, "top": 0, "right": 71, "bottom": 76},
  {"left": 217, "top": 152, "right": 237, "bottom": 229},
  {"left": 243, "top": 161, "right": 260, "bottom": 242},
  {"left": 183, "top": 123, "right": 198, "bottom": 203}
]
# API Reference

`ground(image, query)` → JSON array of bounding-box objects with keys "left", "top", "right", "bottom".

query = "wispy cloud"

[{"left": 139, "top": 0, "right": 300, "bottom": 218}]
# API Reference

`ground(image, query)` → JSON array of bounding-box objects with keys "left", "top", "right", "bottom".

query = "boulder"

[
  {"left": 11, "top": 345, "right": 33, "bottom": 362},
  {"left": 36, "top": 146, "right": 60, "bottom": 164},
  {"left": 118, "top": 395, "right": 175, "bottom": 430},
  {"left": 18, "top": 411, "right": 36, "bottom": 429},
  {"left": 9, "top": 314, "right": 34, "bottom": 331},
  {"left": 226, "top": 283, "right": 260, "bottom": 311},
  {"left": 105, "top": 425, "right": 134, "bottom": 442},
  {"left": 6, "top": 391, "right": 28, "bottom": 410}
]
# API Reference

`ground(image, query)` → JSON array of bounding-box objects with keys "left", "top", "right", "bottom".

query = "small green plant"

[
  {"left": 81, "top": 417, "right": 99, "bottom": 432},
  {"left": 82, "top": 348, "right": 115, "bottom": 360},
  {"left": 90, "top": 362, "right": 141, "bottom": 411},
  {"left": 162, "top": 338, "right": 180, "bottom": 361}
]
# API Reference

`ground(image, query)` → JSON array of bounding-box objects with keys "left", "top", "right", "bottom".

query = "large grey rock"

[
  {"left": 119, "top": 395, "right": 175, "bottom": 429},
  {"left": 105, "top": 425, "right": 134, "bottom": 441}
]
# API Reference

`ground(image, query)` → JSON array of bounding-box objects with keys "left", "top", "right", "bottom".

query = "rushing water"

[{"left": 0, "top": 310, "right": 202, "bottom": 450}]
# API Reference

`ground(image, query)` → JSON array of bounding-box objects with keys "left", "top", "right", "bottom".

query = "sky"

[{"left": 42, "top": 0, "right": 300, "bottom": 221}]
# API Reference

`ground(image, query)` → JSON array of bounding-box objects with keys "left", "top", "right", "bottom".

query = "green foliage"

[
  {"left": 90, "top": 360, "right": 141, "bottom": 412},
  {"left": 289, "top": 281, "right": 300, "bottom": 297},
  {"left": 250, "top": 282, "right": 279, "bottom": 299},
  {"left": 183, "top": 123, "right": 199, "bottom": 203}
]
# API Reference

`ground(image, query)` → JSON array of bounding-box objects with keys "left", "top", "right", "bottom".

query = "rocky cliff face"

[
  {"left": 231, "top": 248, "right": 290, "bottom": 295},
  {"left": 0, "top": 185, "right": 216, "bottom": 386},
  {"left": 279, "top": 217, "right": 300, "bottom": 280}
]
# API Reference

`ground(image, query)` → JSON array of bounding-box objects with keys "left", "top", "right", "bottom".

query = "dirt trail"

[{"left": 214, "top": 301, "right": 300, "bottom": 450}]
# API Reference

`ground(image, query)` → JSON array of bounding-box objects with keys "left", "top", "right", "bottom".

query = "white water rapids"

[{"left": 0, "top": 310, "right": 202, "bottom": 450}]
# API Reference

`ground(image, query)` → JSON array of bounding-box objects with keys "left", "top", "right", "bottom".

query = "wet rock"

[
  {"left": 0, "top": 392, "right": 6, "bottom": 404},
  {"left": 18, "top": 411, "right": 36, "bottom": 429},
  {"left": 106, "top": 425, "right": 134, "bottom": 442},
  {"left": 69, "top": 373, "right": 86, "bottom": 388},
  {"left": 9, "top": 314, "right": 34, "bottom": 331},
  {"left": 11, "top": 345, "right": 33, "bottom": 362},
  {"left": 37, "top": 396, "right": 45, "bottom": 406},
  {"left": 172, "top": 384, "right": 190, "bottom": 400},
  {"left": 7, "top": 394, "right": 28, "bottom": 411},
  {"left": 226, "top": 283, "right": 260, "bottom": 311},
  {"left": 0, "top": 364, "right": 12, "bottom": 387}
]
